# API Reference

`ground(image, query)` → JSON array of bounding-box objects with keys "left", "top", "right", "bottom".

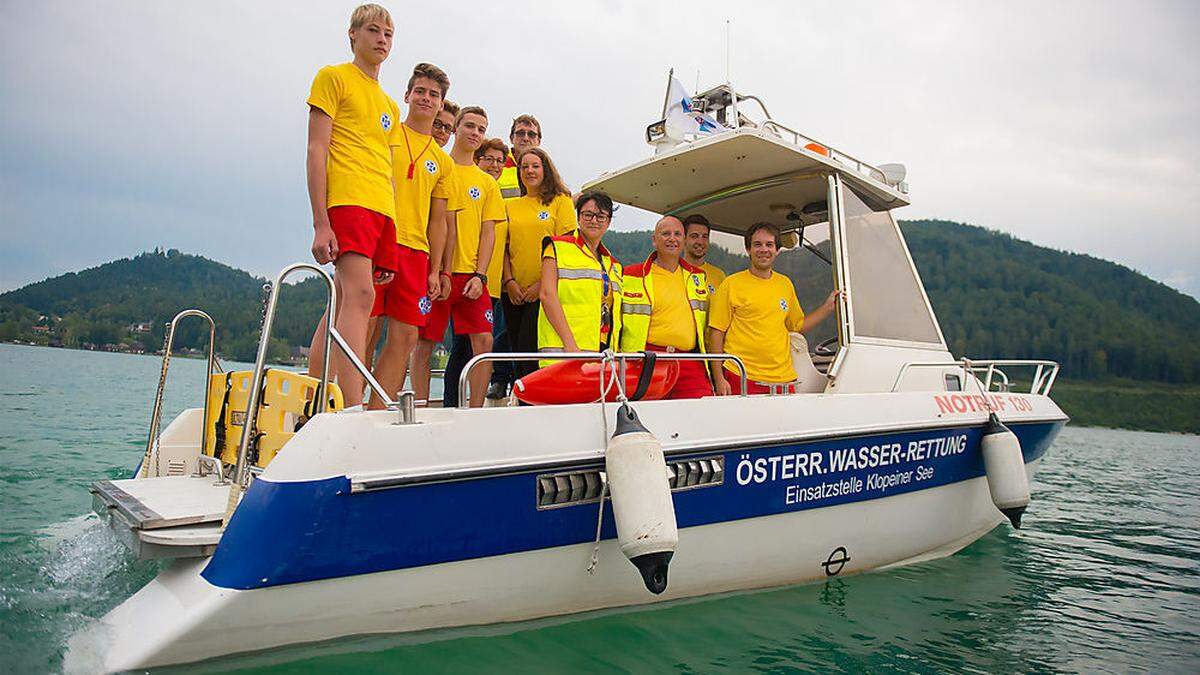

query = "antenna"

[
  {"left": 726, "top": 20, "right": 739, "bottom": 129},
  {"left": 724, "top": 20, "right": 731, "bottom": 83}
]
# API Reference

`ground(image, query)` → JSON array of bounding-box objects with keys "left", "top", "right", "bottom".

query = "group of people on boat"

[{"left": 306, "top": 4, "right": 838, "bottom": 410}]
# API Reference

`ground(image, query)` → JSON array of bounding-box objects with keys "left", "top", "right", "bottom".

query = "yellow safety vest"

[
  {"left": 537, "top": 234, "right": 623, "bottom": 366},
  {"left": 498, "top": 152, "right": 521, "bottom": 198},
  {"left": 618, "top": 253, "right": 709, "bottom": 353}
]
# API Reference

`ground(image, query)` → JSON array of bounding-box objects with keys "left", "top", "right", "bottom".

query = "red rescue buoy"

[{"left": 514, "top": 359, "right": 680, "bottom": 405}]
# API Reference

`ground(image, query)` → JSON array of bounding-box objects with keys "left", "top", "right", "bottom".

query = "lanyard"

[{"left": 400, "top": 125, "right": 434, "bottom": 180}]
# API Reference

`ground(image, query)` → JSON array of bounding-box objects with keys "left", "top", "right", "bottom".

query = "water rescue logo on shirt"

[
  {"left": 485, "top": 308, "right": 494, "bottom": 325},
  {"left": 538, "top": 210, "right": 550, "bottom": 221},
  {"left": 424, "top": 159, "right": 438, "bottom": 174},
  {"left": 779, "top": 298, "right": 789, "bottom": 311},
  {"left": 418, "top": 296, "right": 433, "bottom": 315},
  {"left": 380, "top": 113, "right": 392, "bottom": 131},
  {"left": 469, "top": 186, "right": 482, "bottom": 200}
]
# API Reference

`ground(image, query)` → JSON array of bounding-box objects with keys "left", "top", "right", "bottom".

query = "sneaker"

[{"left": 485, "top": 382, "right": 508, "bottom": 400}]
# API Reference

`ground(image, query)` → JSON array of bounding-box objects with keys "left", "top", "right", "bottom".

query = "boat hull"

[{"left": 67, "top": 420, "right": 1061, "bottom": 672}]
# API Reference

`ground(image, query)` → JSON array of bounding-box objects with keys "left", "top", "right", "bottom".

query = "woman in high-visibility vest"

[{"left": 537, "top": 192, "right": 623, "bottom": 365}]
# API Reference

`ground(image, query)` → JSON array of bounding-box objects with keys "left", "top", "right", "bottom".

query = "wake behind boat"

[{"left": 67, "top": 79, "right": 1066, "bottom": 672}]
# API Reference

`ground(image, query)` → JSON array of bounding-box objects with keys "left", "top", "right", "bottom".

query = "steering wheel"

[{"left": 814, "top": 336, "right": 840, "bottom": 356}]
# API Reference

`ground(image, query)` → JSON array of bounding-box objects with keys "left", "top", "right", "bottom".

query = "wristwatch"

[{"left": 472, "top": 272, "right": 488, "bottom": 285}]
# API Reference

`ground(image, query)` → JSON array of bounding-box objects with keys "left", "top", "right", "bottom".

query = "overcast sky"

[{"left": 2, "top": 0, "right": 1197, "bottom": 298}]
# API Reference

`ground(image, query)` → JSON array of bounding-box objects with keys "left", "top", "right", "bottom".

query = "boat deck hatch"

[{"left": 536, "top": 455, "right": 724, "bottom": 509}]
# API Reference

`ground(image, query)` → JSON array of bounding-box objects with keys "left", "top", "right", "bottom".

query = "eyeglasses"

[
  {"left": 432, "top": 120, "right": 454, "bottom": 132},
  {"left": 579, "top": 211, "right": 611, "bottom": 223},
  {"left": 513, "top": 129, "right": 540, "bottom": 139},
  {"left": 478, "top": 155, "right": 504, "bottom": 164}
]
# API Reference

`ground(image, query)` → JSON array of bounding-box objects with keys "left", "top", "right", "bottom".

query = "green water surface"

[{"left": 1, "top": 343, "right": 1197, "bottom": 672}]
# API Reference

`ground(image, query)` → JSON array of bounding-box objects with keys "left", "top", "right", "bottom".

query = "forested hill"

[{"left": 2, "top": 221, "right": 1198, "bottom": 385}]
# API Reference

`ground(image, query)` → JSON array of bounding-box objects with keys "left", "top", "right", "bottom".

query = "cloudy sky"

[{"left": 2, "top": 0, "right": 1197, "bottom": 297}]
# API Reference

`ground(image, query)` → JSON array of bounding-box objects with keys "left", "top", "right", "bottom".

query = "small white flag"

[{"left": 664, "top": 76, "right": 723, "bottom": 141}]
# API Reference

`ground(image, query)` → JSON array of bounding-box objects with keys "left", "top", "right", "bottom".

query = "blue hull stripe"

[{"left": 203, "top": 421, "right": 1063, "bottom": 590}]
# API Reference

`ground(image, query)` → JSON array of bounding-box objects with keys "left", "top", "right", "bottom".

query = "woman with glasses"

[
  {"left": 536, "top": 191, "right": 623, "bottom": 363},
  {"left": 501, "top": 147, "right": 577, "bottom": 376}
]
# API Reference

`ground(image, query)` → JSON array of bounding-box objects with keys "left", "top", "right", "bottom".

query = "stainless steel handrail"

[
  {"left": 890, "top": 359, "right": 1060, "bottom": 395},
  {"left": 759, "top": 120, "right": 905, "bottom": 192},
  {"left": 226, "top": 263, "right": 401, "bottom": 505},
  {"left": 229, "top": 264, "right": 334, "bottom": 495},
  {"left": 139, "top": 309, "right": 220, "bottom": 478},
  {"left": 456, "top": 351, "right": 750, "bottom": 408}
]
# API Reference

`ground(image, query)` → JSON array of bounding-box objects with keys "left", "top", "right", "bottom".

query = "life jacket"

[
  {"left": 536, "top": 233, "right": 623, "bottom": 366},
  {"left": 619, "top": 253, "right": 709, "bottom": 353},
  {"left": 498, "top": 152, "right": 521, "bottom": 198}
]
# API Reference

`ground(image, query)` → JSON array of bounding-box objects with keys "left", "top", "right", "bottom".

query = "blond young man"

[
  {"left": 498, "top": 115, "right": 541, "bottom": 198},
  {"left": 414, "top": 107, "right": 504, "bottom": 407},
  {"left": 368, "top": 63, "right": 455, "bottom": 409},
  {"left": 304, "top": 4, "right": 399, "bottom": 409}
]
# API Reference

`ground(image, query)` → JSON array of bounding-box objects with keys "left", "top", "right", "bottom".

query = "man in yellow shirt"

[
  {"left": 682, "top": 214, "right": 727, "bottom": 295},
  {"left": 498, "top": 114, "right": 541, "bottom": 198},
  {"left": 369, "top": 63, "right": 455, "bottom": 409},
  {"left": 304, "top": 3, "right": 399, "bottom": 409},
  {"left": 414, "top": 107, "right": 504, "bottom": 407},
  {"left": 708, "top": 222, "right": 838, "bottom": 395},
  {"left": 619, "top": 216, "right": 714, "bottom": 399}
]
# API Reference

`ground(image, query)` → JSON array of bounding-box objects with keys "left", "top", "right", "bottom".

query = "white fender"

[
  {"left": 605, "top": 403, "right": 678, "bottom": 594},
  {"left": 981, "top": 413, "right": 1030, "bottom": 528}
]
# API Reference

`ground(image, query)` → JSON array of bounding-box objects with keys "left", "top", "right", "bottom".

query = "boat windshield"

[
  {"left": 841, "top": 185, "right": 943, "bottom": 346},
  {"left": 778, "top": 219, "right": 837, "bottom": 350}
]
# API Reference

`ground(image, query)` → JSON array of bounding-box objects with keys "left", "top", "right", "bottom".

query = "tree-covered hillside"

[{"left": 3, "top": 220, "right": 1198, "bottom": 386}]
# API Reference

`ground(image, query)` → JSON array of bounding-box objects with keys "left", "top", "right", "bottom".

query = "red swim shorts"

[
  {"left": 419, "top": 273, "right": 495, "bottom": 341},
  {"left": 722, "top": 368, "right": 799, "bottom": 396},
  {"left": 328, "top": 205, "right": 397, "bottom": 271},
  {"left": 371, "top": 245, "right": 431, "bottom": 325},
  {"left": 644, "top": 344, "right": 715, "bottom": 399}
]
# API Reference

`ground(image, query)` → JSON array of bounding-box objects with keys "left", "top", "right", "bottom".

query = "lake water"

[{"left": 1, "top": 343, "right": 1197, "bottom": 672}]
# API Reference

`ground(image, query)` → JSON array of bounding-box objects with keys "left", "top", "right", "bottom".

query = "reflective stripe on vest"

[
  {"left": 618, "top": 261, "right": 709, "bottom": 353},
  {"left": 537, "top": 238, "right": 623, "bottom": 365}
]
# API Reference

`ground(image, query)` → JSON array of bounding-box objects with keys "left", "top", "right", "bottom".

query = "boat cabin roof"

[{"left": 583, "top": 127, "right": 910, "bottom": 236}]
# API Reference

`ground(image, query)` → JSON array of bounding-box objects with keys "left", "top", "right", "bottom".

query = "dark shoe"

[{"left": 485, "top": 382, "right": 508, "bottom": 400}]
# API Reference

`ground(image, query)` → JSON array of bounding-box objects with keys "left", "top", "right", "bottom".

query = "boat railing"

[
  {"left": 227, "top": 263, "right": 401, "bottom": 499},
  {"left": 139, "top": 309, "right": 221, "bottom": 479},
  {"left": 890, "top": 358, "right": 1061, "bottom": 396},
  {"left": 456, "top": 351, "right": 750, "bottom": 409},
  {"left": 758, "top": 120, "right": 908, "bottom": 194}
]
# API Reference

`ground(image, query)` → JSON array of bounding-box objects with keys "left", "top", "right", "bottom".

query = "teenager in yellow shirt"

[
  {"left": 414, "top": 107, "right": 504, "bottom": 407},
  {"left": 369, "top": 63, "right": 456, "bottom": 409},
  {"left": 304, "top": 4, "right": 399, "bottom": 409},
  {"left": 501, "top": 147, "right": 576, "bottom": 377},
  {"left": 708, "top": 222, "right": 839, "bottom": 395},
  {"left": 682, "top": 214, "right": 727, "bottom": 295},
  {"left": 364, "top": 97, "right": 462, "bottom": 361}
]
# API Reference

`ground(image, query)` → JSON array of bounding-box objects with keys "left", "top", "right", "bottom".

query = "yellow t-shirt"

[
  {"left": 391, "top": 124, "right": 454, "bottom": 253},
  {"left": 702, "top": 262, "right": 727, "bottom": 295},
  {"left": 708, "top": 270, "right": 805, "bottom": 383},
  {"left": 506, "top": 193, "right": 578, "bottom": 288},
  {"left": 307, "top": 63, "right": 401, "bottom": 221},
  {"left": 451, "top": 164, "right": 506, "bottom": 274},
  {"left": 646, "top": 264, "right": 697, "bottom": 351}
]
